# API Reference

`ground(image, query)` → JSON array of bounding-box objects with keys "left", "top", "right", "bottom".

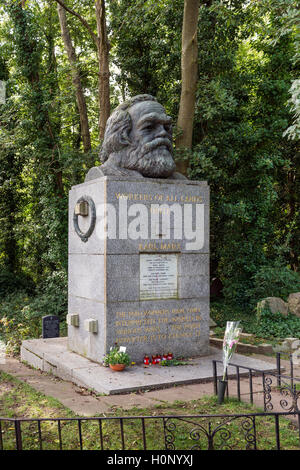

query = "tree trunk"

[
  {"left": 10, "top": 1, "right": 64, "bottom": 198},
  {"left": 53, "top": 0, "right": 111, "bottom": 141},
  {"left": 95, "top": 0, "right": 110, "bottom": 141},
  {"left": 57, "top": 4, "right": 91, "bottom": 152},
  {"left": 175, "top": 0, "right": 200, "bottom": 176}
]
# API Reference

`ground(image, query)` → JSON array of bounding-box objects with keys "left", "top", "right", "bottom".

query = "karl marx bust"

[{"left": 85, "top": 94, "right": 187, "bottom": 181}]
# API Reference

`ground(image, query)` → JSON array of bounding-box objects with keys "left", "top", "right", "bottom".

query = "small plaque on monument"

[
  {"left": 42, "top": 315, "right": 60, "bottom": 339},
  {"left": 140, "top": 254, "right": 178, "bottom": 300}
]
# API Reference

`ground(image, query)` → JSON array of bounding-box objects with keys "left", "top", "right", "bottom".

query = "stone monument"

[{"left": 68, "top": 94, "right": 210, "bottom": 363}]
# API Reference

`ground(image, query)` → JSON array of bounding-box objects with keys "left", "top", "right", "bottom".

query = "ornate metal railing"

[
  {"left": 0, "top": 412, "right": 299, "bottom": 450},
  {"left": 263, "top": 372, "right": 300, "bottom": 413},
  {"left": 212, "top": 356, "right": 300, "bottom": 413}
]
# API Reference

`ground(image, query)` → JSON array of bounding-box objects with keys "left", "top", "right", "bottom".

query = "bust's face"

[
  {"left": 126, "top": 101, "right": 176, "bottom": 178},
  {"left": 129, "top": 101, "right": 173, "bottom": 149}
]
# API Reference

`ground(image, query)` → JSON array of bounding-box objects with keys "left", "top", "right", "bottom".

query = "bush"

[
  {"left": 0, "top": 268, "right": 35, "bottom": 297},
  {"left": 210, "top": 299, "right": 256, "bottom": 332},
  {"left": 32, "top": 270, "right": 68, "bottom": 319},
  {"left": 211, "top": 298, "right": 300, "bottom": 340},
  {"left": 254, "top": 309, "right": 300, "bottom": 339},
  {"left": 0, "top": 270, "right": 67, "bottom": 355},
  {"left": 247, "top": 263, "right": 300, "bottom": 305},
  {"left": 0, "top": 292, "right": 38, "bottom": 355}
]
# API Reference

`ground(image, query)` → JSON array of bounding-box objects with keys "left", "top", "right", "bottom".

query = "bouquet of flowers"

[{"left": 222, "top": 321, "right": 242, "bottom": 381}]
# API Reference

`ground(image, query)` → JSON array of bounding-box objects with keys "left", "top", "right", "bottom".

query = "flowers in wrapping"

[{"left": 222, "top": 321, "right": 242, "bottom": 380}]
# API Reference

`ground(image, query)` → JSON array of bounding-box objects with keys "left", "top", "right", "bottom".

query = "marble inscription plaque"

[{"left": 140, "top": 254, "right": 178, "bottom": 300}]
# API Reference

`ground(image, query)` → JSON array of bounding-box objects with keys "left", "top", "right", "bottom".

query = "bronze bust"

[{"left": 85, "top": 94, "right": 186, "bottom": 181}]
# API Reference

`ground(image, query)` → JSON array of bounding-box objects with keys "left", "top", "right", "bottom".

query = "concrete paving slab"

[
  {"left": 143, "top": 387, "right": 198, "bottom": 403},
  {"left": 183, "top": 383, "right": 214, "bottom": 396},
  {"left": 22, "top": 338, "right": 67, "bottom": 356},
  {"left": 0, "top": 357, "right": 112, "bottom": 417},
  {"left": 142, "top": 384, "right": 213, "bottom": 403},
  {"left": 102, "top": 393, "right": 159, "bottom": 411},
  {"left": 61, "top": 397, "right": 111, "bottom": 416},
  {"left": 19, "top": 337, "right": 278, "bottom": 395}
]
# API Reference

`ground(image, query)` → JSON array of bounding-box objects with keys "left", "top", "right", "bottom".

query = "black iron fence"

[
  {"left": 275, "top": 352, "right": 297, "bottom": 388},
  {"left": 212, "top": 353, "right": 300, "bottom": 413},
  {"left": 212, "top": 360, "right": 258, "bottom": 404},
  {"left": 1, "top": 353, "right": 299, "bottom": 450},
  {"left": 263, "top": 373, "right": 300, "bottom": 413},
  {"left": 0, "top": 412, "right": 300, "bottom": 450}
]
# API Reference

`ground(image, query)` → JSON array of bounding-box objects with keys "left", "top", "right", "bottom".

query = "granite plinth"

[{"left": 21, "top": 338, "right": 278, "bottom": 395}]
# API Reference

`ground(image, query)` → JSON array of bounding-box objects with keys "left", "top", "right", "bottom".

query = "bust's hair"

[{"left": 99, "top": 94, "right": 157, "bottom": 163}]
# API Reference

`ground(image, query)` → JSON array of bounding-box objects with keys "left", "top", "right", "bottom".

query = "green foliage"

[
  {"left": 210, "top": 299, "right": 255, "bottom": 332},
  {"left": 111, "top": 0, "right": 299, "bottom": 306},
  {"left": 284, "top": 79, "right": 300, "bottom": 140},
  {"left": 0, "top": 291, "right": 40, "bottom": 355},
  {"left": 188, "top": 1, "right": 299, "bottom": 304},
  {"left": 254, "top": 309, "right": 300, "bottom": 339},
  {"left": 0, "top": 0, "right": 299, "bottom": 352},
  {"left": 0, "top": 270, "right": 67, "bottom": 354},
  {"left": 0, "top": 371, "right": 75, "bottom": 422},
  {"left": 247, "top": 263, "right": 300, "bottom": 304},
  {"left": 103, "top": 346, "right": 131, "bottom": 366},
  {"left": 0, "top": 268, "right": 35, "bottom": 297},
  {"left": 265, "top": 0, "right": 300, "bottom": 140},
  {"left": 211, "top": 298, "right": 300, "bottom": 340},
  {"left": 109, "top": 0, "right": 182, "bottom": 115},
  {"left": 0, "top": 1, "right": 99, "bottom": 291}
]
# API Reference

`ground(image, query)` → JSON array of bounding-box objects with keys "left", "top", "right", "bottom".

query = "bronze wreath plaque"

[{"left": 73, "top": 196, "right": 96, "bottom": 243}]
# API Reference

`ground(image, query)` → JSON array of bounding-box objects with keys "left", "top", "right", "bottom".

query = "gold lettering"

[
  {"left": 165, "top": 194, "right": 178, "bottom": 202},
  {"left": 139, "top": 242, "right": 158, "bottom": 251},
  {"left": 158, "top": 317, "right": 168, "bottom": 323}
]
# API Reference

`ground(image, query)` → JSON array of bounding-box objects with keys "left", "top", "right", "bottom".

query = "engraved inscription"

[{"left": 113, "top": 306, "right": 202, "bottom": 345}]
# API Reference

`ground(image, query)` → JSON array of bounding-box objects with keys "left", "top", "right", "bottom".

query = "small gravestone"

[{"left": 42, "top": 315, "right": 60, "bottom": 339}]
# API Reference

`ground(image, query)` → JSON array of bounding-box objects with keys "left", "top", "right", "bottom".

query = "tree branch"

[{"left": 52, "top": 0, "right": 98, "bottom": 45}]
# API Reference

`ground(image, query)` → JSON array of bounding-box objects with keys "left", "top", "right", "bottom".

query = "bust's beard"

[{"left": 120, "top": 137, "right": 176, "bottom": 178}]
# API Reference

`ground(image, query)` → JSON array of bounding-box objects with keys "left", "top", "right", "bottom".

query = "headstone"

[
  {"left": 67, "top": 94, "right": 210, "bottom": 363},
  {"left": 42, "top": 315, "right": 60, "bottom": 339}
]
